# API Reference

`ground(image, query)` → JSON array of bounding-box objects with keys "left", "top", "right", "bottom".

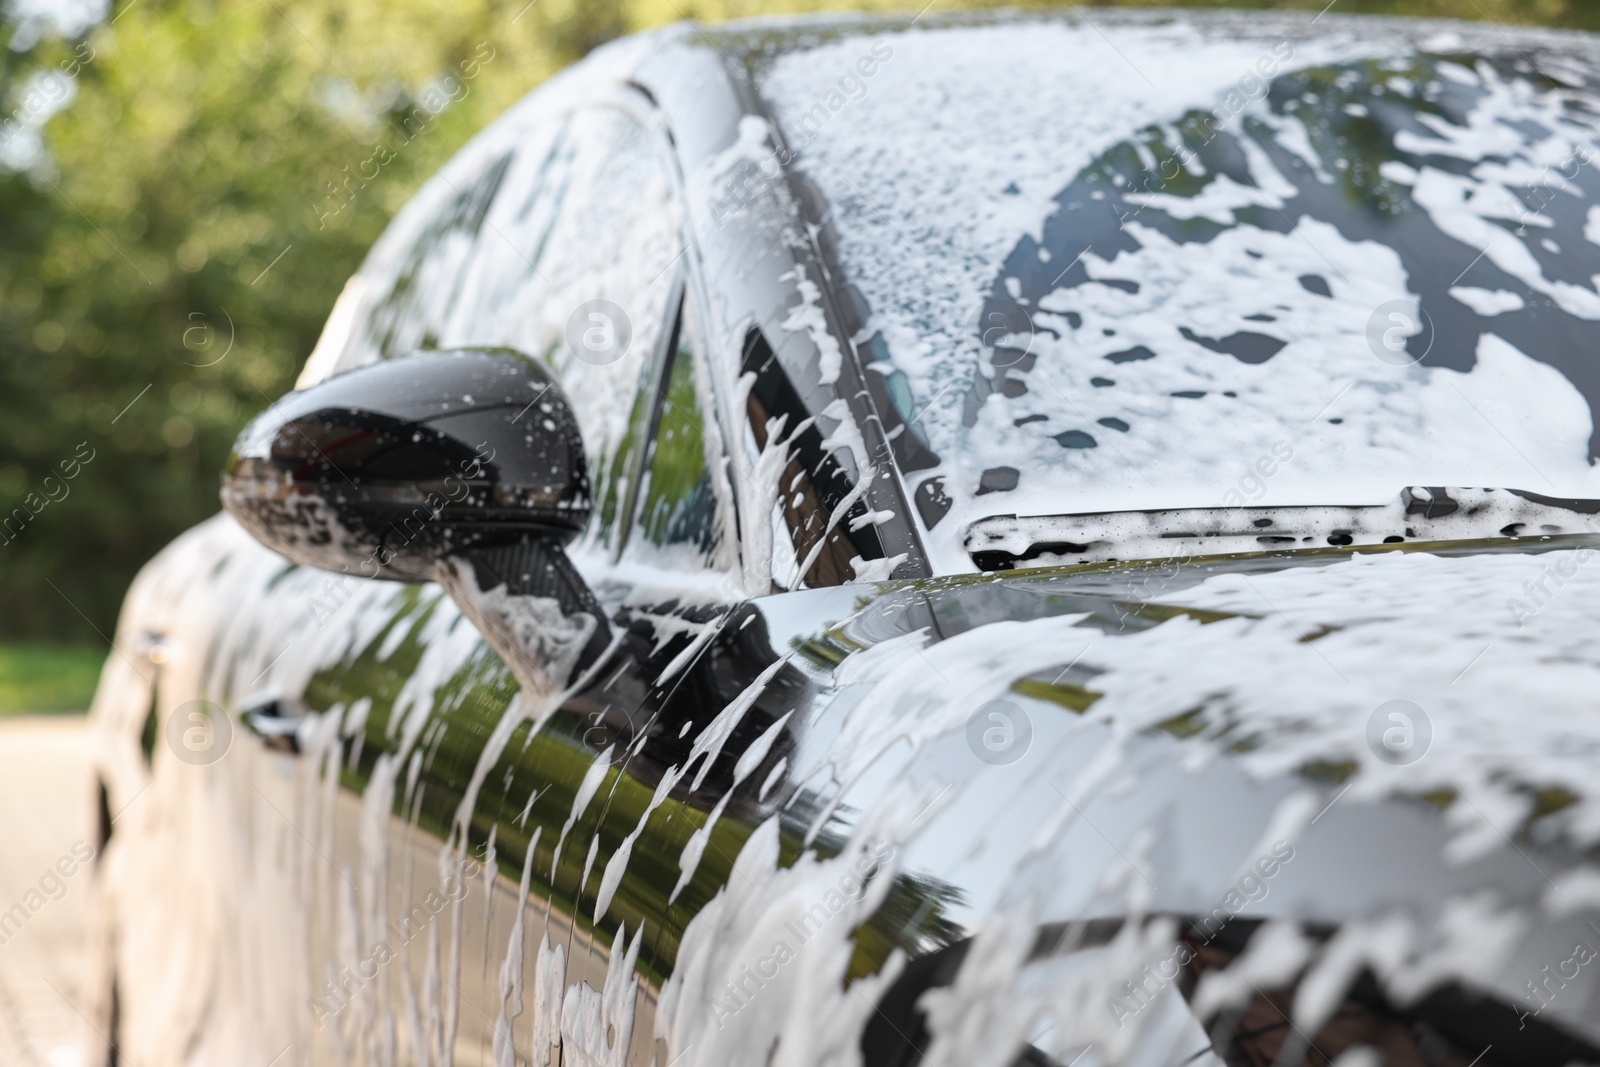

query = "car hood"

[{"left": 795, "top": 536, "right": 1600, "bottom": 864}]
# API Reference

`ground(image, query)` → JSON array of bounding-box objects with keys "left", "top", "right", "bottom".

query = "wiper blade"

[{"left": 965, "top": 487, "right": 1600, "bottom": 571}]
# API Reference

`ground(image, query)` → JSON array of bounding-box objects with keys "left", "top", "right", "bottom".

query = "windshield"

[{"left": 757, "top": 15, "right": 1600, "bottom": 572}]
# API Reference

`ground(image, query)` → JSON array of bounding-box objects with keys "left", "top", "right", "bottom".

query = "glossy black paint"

[
  {"left": 294, "top": 533, "right": 1600, "bottom": 1066},
  {"left": 222, "top": 348, "right": 590, "bottom": 582},
  {"left": 96, "top": 13, "right": 1600, "bottom": 1066}
]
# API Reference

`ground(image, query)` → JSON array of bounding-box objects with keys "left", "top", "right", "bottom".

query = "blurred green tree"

[
  {"left": 0, "top": 0, "right": 1595, "bottom": 642},
  {"left": 0, "top": 0, "right": 608, "bottom": 639}
]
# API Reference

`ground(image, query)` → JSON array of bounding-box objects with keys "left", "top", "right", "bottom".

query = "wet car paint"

[
  {"left": 87, "top": 10, "right": 1600, "bottom": 1067},
  {"left": 90, "top": 514, "right": 1600, "bottom": 1065}
]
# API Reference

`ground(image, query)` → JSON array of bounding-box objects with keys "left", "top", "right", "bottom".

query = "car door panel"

[
  {"left": 249, "top": 85, "right": 705, "bottom": 1062},
  {"left": 266, "top": 559, "right": 740, "bottom": 1061}
]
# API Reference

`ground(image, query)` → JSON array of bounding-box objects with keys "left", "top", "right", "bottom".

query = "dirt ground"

[{"left": 0, "top": 715, "right": 95, "bottom": 1067}]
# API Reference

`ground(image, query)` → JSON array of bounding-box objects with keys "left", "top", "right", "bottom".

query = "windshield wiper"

[{"left": 965, "top": 487, "right": 1600, "bottom": 571}]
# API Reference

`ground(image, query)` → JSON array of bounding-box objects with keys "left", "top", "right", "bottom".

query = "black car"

[{"left": 90, "top": 9, "right": 1600, "bottom": 1067}]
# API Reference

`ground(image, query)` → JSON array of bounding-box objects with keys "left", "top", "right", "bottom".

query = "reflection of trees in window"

[
  {"left": 849, "top": 868, "right": 967, "bottom": 972},
  {"left": 592, "top": 369, "right": 653, "bottom": 552},
  {"left": 637, "top": 319, "right": 717, "bottom": 554}
]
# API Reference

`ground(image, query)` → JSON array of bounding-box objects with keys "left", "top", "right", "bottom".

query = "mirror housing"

[
  {"left": 222, "top": 347, "right": 591, "bottom": 582},
  {"left": 224, "top": 348, "right": 613, "bottom": 692}
]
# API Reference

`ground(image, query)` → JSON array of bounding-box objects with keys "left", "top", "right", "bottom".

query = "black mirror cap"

[{"left": 221, "top": 347, "right": 591, "bottom": 582}]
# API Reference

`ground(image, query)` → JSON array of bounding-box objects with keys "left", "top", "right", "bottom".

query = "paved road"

[{"left": 0, "top": 715, "right": 94, "bottom": 1067}]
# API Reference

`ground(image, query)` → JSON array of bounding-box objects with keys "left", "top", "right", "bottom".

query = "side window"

[
  {"left": 624, "top": 295, "right": 730, "bottom": 570},
  {"left": 740, "top": 329, "right": 869, "bottom": 589},
  {"left": 305, "top": 100, "right": 684, "bottom": 555}
]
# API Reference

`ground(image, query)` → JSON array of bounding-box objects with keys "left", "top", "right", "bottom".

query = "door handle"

[{"left": 240, "top": 696, "right": 303, "bottom": 755}]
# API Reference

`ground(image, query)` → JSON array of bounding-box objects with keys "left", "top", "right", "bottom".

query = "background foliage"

[{"left": 0, "top": 0, "right": 1594, "bottom": 651}]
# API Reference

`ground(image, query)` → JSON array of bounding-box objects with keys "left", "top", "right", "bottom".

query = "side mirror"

[{"left": 222, "top": 347, "right": 612, "bottom": 691}]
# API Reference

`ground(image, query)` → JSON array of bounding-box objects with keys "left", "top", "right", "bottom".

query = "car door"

[{"left": 227, "top": 90, "right": 750, "bottom": 1066}]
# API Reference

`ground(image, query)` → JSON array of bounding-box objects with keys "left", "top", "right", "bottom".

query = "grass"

[{"left": 0, "top": 644, "right": 105, "bottom": 714}]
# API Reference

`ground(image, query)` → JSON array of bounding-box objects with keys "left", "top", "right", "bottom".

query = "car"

[{"left": 87, "top": 8, "right": 1600, "bottom": 1067}]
